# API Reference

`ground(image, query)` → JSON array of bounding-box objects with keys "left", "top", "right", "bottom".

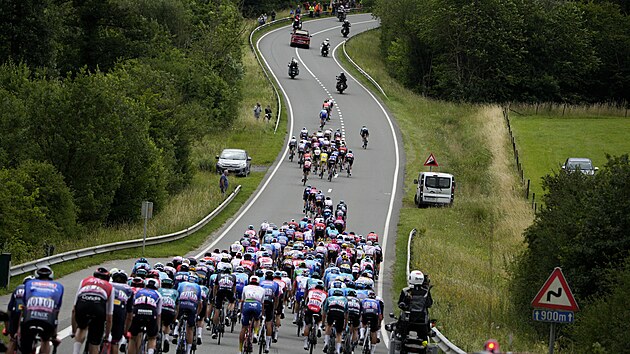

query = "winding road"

[{"left": 1, "top": 13, "right": 404, "bottom": 354}]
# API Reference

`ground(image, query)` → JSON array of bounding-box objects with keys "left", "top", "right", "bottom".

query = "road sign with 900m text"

[{"left": 532, "top": 309, "right": 575, "bottom": 324}]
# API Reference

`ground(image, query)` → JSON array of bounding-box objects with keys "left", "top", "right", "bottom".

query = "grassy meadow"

[
  {"left": 342, "top": 30, "right": 544, "bottom": 352},
  {"left": 509, "top": 113, "right": 630, "bottom": 200}
]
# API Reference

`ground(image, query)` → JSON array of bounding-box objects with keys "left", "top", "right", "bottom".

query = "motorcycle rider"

[
  {"left": 289, "top": 57, "right": 299, "bottom": 76},
  {"left": 396, "top": 270, "right": 433, "bottom": 343},
  {"left": 341, "top": 20, "right": 351, "bottom": 36},
  {"left": 293, "top": 14, "right": 302, "bottom": 30},
  {"left": 321, "top": 38, "right": 331, "bottom": 56},
  {"left": 336, "top": 72, "right": 348, "bottom": 91}
]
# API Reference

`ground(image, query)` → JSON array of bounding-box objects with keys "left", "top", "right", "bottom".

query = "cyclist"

[
  {"left": 346, "top": 150, "right": 354, "bottom": 176},
  {"left": 238, "top": 275, "right": 265, "bottom": 354},
  {"left": 319, "top": 151, "right": 328, "bottom": 176},
  {"left": 359, "top": 291, "right": 382, "bottom": 353},
  {"left": 212, "top": 266, "right": 237, "bottom": 339},
  {"left": 173, "top": 274, "right": 202, "bottom": 354},
  {"left": 346, "top": 289, "right": 362, "bottom": 348},
  {"left": 289, "top": 136, "right": 298, "bottom": 159},
  {"left": 322, "top": 288, "right": 348, "bottom": 354},
  {"left": 360, "top": 126, "right": 369, "bottom": 147},
  {"left": 5, "top": 275, "right": 31, "bottom": 354},
  {"left": 20, "top": 266, "right": 64, "bottom": 354},
  {"left": 192, "top": 274, "right": 208, "bottom": 345},
  {"left": 303, "top": 157, "right": 312, "bottom": 183},
  {"left": 300, "top": 127, "right": 309, "bottom": 140},
  {"left": 272, "top": 271, "right": 287, "bottom": 342},
  {"left": 319, "top": 109, "right": 328, "bottom": 127},
  {"left": 158, "top": 277, "right": 178, "bottom": 353},
  {"left": 127, "top": 278, "right": 162, "bottom": 354},
  {"left": 71, "top": 267, "right": 114, "bottom": 354},
  {"left": 260, "top": 271, "right": 280, "bottom": 353},
  {"left": 110, "top": 269, "right": 134, "bottom": 354},
  {"left": 303, "top": 281, "right": 327, "bottom": 350}
]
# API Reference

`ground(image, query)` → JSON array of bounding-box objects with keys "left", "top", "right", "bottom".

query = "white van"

[{"left": 413, "top": 172, "right": 455, "bottom": 207}]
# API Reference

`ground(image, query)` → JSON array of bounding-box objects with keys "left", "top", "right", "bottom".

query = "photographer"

[{"left": 396, "top": 270, "right": 433, "bottom": 343}]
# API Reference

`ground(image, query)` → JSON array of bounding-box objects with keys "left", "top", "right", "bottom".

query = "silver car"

[
  {"left": 562, "top": 158, "right": 598, "bottom": 176},
  {"left": 216, "top": 149, "right": 251, "bottom": 176}
]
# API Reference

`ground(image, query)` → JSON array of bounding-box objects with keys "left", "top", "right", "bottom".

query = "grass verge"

[
  {"left": 3, "top": 20, "right": 286, "bottom": 293},
  {"left": 341, "top": 30, "right": 542, "bottom": 352},
  {"left": 509, "top": 114, "right": 630, "bottom": 200}
]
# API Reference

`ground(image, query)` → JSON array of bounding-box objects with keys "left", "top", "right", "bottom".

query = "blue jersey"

[
  {"left": 173, "top": 271, "right": 190, "bottom": 288},
  {"left": 177, "top": 281, "right": 202, "bottom": 311},
  {"left": 360, "top": 298, "right": 381, "bottom": 316},
  {"left": 23, "top": 280, "right": 64, "bottom": 325},
  {"left": 112, "top": 283, "right": 134, "bottom": 316},
  {"left": 320, "top": 110, "right": 328, "bottom": 119},
  {"left": 235, "top": 273, "right": 249, "bottom": 296},
  {"left": 260, "top": 280, "right": 279, "bottom": 303},
  {"left": 133, "top": 288, "right": 162, "bottom": 317}
]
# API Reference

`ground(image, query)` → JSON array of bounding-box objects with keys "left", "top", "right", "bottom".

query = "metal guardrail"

[
  {"left": 342, "top": 38, "right": 388, "bottom": 99},
  {"left": 406, "top": 228, "right": 467, "bottom": 354},
  {"left": 249, "top": 17, "right": 291, "bottom": 134},
  {"left": 10, "top": 185, "right": 242, "bottom": 278}
]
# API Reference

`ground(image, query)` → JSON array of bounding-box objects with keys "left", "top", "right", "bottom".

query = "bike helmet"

[
  {"left": 235, "top": 266, "right": 245, "bottom": 273},
  {"left": 273, "top": 271, "right": 282, "bottom": 278},
  {"left": 249, "top": 276, "right": 260, "bottom": 285},
  {"left": 315, "top": 281, "right": 325, "bottom": 290},
  {"left": 188, "top": 274, "right": 200, "bottom": 284},
  {"left": 326, "top": 38, "right": 330, "bottom": 42},
  {"left": 332, "top": 288, "right": 344, "bottom": 296},
  {"left": 112, "top": 270, "right": 128, "bottom": 283},
  {"left": 145, "top": 278, "right": 159, "bottom": 290},
  {"left": 136, "top": 257, "right": 148, "bottom": 264},
  {"left": 161, "top": 278, "right": 173, "bottom": 288},
  {"left": 94, "top": 267, "right": 110, "bottom": 281},
  {"left": 222, "top": 267, "right": 232, "bottom": 274},
  {"left": 179, "top": 264, "right": 189, "bottom": 272},
  {"left": 408, "top": 270, "right": 425, "bottom": 286},
  {"left": 255, "top": 269, "right": 265, "bottom": 277},
  {"left": 368, "top": 291, "right": 376, "bottom": 299},
  {"left": 35, "top": 266, "right": 54, "bottom": 280},
  {"left": 154, "top": 262, "right": 165, "bottom": 271},
  {"left": 281, "top": 271, "right": 289, "bottom": 278},
  {"left": 131, "top": 277, "right": 145, "bottom": 288},
  {"left": 135, "top": 268, "right": 148, "bottom": 278},
  {"left": 346, "top": 289, "right": 357, "bottom": 297},
  {"left": 188, "top": 257, "right": 198, "bottom": 266}
]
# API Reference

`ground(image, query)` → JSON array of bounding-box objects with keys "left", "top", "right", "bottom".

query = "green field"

[
  {"left": 342, "top": 30, "right": 543, "bottom": 352},
  {"left": 510, "top": 115, "right": 630, "bottom": 201}
]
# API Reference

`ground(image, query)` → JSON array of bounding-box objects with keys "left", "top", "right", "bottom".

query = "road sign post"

[
  {"left": 424, "top": 153, "right": 439, "bottom": 172},
  {"left": 531, "top": 267, "right": 579, "bottom": 354},
  {"left": 141, "top": 201, "right": 154, "bottom": 256}
]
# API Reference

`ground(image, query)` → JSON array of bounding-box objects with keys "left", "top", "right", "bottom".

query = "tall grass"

[
  {"left": 342, "top": 30, "right": 542, "bottom": 352},
  {"left": 510, "top": 102, "right": 628, "bottom": 118}
]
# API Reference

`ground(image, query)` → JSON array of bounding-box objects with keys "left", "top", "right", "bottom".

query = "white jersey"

[
  {"left": 281, "top": 277, "right": 293, "bottom": 291},
  {"left": 324, "top": 199, "right": 333, "bottom": 208},
  {"left": 230, "top": 243, "right": 243, "bottom": 254},
  {"left": 242, "top": 285, "right": 265, "bottom": 303},
  {"left": 217, "top": 261, "right": 232, "bottom": 272},
  {"left": 231, "top": 258, "right": 242, "bottom": 268}
]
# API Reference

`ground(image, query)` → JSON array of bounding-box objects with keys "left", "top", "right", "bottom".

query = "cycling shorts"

[
  {"left": 20, "top": 320, "right": 54, "bottom": 352},
  {"left": 215, "top": 289, "right": 235, "bottom": 308},
  {"left": 161, "top": 311, "right": 176, "bottom": 327},
  {"left": 263, "top": 301, "right": 275, "bottom": 322},
  {"left": 295, "top": 290, "right": 305, "bottom": 303},
  {"left": 178, "top": 308, "right": 197, "bottom": 327},
  {"left": 241, "top": 301, "right": 262, "bottom": 326},
  {"left": 129, "top": 313, "right": 159, "bottom": 338},
  {"left": 304, "top": 309, "right": 321, "bottom": 327},
  {"left": 111, "top": 309, "right": 129, "bottom": 343},
  {"left": 75, "top": 299, "right": 106, "bottom": 345},
  {"left": 361, "top": 314, "right": 380, "bottom": 331},
  {"left": 275, "top": 301, "right": 284, "bottom": 315},
  {"left": 348, "top": 313, "right": 360, "bottom": 327},
  {"left": 326, "top": 311, "right": 345, "bottom": 333}
]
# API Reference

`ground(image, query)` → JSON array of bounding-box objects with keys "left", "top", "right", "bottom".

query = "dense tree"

[{"left": 511, "top": 155, "right": 630, "bottom": 342}]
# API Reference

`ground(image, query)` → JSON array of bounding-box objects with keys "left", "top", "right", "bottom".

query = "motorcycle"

[
  {"left": 321, "top": 44, "right": 329, "bottom": 57},
  {"left": 288, "top": 65, "right": 299, "bottom": 79},
  {"left": 336, "top": 80, "right": 347, "bottom": 94},
  {"left": 338, "top": 11, "right": 346, "bottom": 22},
  {"left": 341, "top": 26, "right": 349, "bottom": 38}
]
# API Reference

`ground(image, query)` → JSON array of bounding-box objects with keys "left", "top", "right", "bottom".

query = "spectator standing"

[
  {"left": 271, "top": 10, "right": 276, "bottom": 21},
  {"left": 220, "top": 170, "right": 229, "bottom": 196},
  {"left": 253, "top": 102, "right": 262, "bottom": 120},
  {"left": 265, "top": 105, "right": 272, "bottom": 122}
]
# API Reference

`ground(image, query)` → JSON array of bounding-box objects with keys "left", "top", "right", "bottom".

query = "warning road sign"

[
  {"left": 424, "top": 153, "right": 439, "bottom": 167},
  {"left": 531, "top": 267, "right": 579, "bottom": 311}
]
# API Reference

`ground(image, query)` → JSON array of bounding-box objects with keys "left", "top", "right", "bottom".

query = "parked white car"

[{"left": 413, "top": 172, "right": 455, "bottom": 207}]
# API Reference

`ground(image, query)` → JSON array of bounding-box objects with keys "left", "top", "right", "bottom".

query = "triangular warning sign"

[
  {"left": 424, "top": 153, "right": 439, "bottom": 167},
  {"left": 531, "top": 267, "right": 579, "bottom": 311}
]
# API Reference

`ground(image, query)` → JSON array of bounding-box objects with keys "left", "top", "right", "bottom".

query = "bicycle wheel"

[{"left": 258, "top": 327, "right": 265, "bottom": 354}]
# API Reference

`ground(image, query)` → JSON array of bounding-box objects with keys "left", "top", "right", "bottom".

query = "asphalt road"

[{"left": 1, "top": 14, "right": 404, "bottom": 354}]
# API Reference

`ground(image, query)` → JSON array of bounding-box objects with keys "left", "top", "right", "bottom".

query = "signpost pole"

[
  {"left": 548, "top": 323, "right": 555, "bottom": 354},
  {"left": 143, "top": 216, "right": 148, "bottom": 256}
]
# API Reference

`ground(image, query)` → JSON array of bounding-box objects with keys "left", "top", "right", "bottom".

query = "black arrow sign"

[{"left": 546, "top": 288, "right": 562, "bottom": 302}]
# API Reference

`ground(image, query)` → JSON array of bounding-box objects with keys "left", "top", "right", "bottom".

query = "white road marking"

[
  {"left": 328, "top": 188, "right": 333, "bottom": 193},
  {"left": 333, "top": 41, "right": 401, "bottom": 349}
]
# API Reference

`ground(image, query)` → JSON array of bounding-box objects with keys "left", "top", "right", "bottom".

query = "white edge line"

[{"left": 332, "top": 41, "right": 400, "bottom": 349}]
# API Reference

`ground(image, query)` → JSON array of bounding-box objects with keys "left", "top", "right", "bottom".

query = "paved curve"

[{"left": 1, "top": 14, "right": 404, "bottom": 354}]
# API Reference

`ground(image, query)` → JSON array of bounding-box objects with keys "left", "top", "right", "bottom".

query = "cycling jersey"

[
  {"left": 158, "top": 287, "right": 178, "bottom": 314},
  {"left": 21, "top": 279, "right": 64, "bottom": 350},
  {"left": 216, "top": 274, "right": 236, "bottom": 291},
  {"left": 305, "top": 289, "right": 327, "bottom": 313},
  {"left": 241, "top": 285, "right": 265, "bottom": 325},
  {"left": 130, "top": 288, "right": 162, "bottom": 338},
  {"left": 177, "top": 281, "right": 202, "bottom": 312},
  {"left": 260, "top": 280, "right": 279, "bottom": 303},
  {"left": 173, "top": 271, "right": 190, "bottom": 288},
  {"left": 235, "top": 273, "right": 249, "bottom": 299}
]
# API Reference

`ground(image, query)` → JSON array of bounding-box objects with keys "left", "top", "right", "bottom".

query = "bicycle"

[
  {"left": 243, "top": 319, "right": 256, "bottom": 354},
  {"left": 258, "top": 316, "right": 267, "bottom": 354},
  {"left": 361, "top": 322, "right": 375, "bottom": 354},
  {"left": 214, "top": 303, "right": 226, "bottom": 345},
  {"left": 289, "top": 147, "right": 295, "bottom": 161},
  {"left": 342, "top": 324, "right": 353, "bottom": 354},
  {"left": 174, "top": 314, "right": 189, "bottom": 354},
  {"left": 295, "top": 303, "right": 305, "bottom": 337},
  {"left": 346, "top": 163, "right": 352, "bottom": 177},
  {"left": 20, "top": 324, "right": 60, "bottom": 354},
  {"left": 325, "top": 321, "right": 337, "bottom": 354},
  {"left": 307, "top": 314, "right": 320, "bottom": 354},
  {"left": 362, "top": 135, "right": 368, "bottom": 149},
  {"left": 319, "top": 163, "right": 326, "bottom": 179},
  {"left": 230, "top": 309, "right": 238, "bottom": 333},
  {"left": 328, "top": 164, "right": 336, "bottom": 182},
  {"left": 302, "top": 170, "right": 309, "bottom": 185}
]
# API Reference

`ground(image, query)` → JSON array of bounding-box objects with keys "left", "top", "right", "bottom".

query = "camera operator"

[{"left": 396, "top": 270, "right": 433, "bottom": 343}]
